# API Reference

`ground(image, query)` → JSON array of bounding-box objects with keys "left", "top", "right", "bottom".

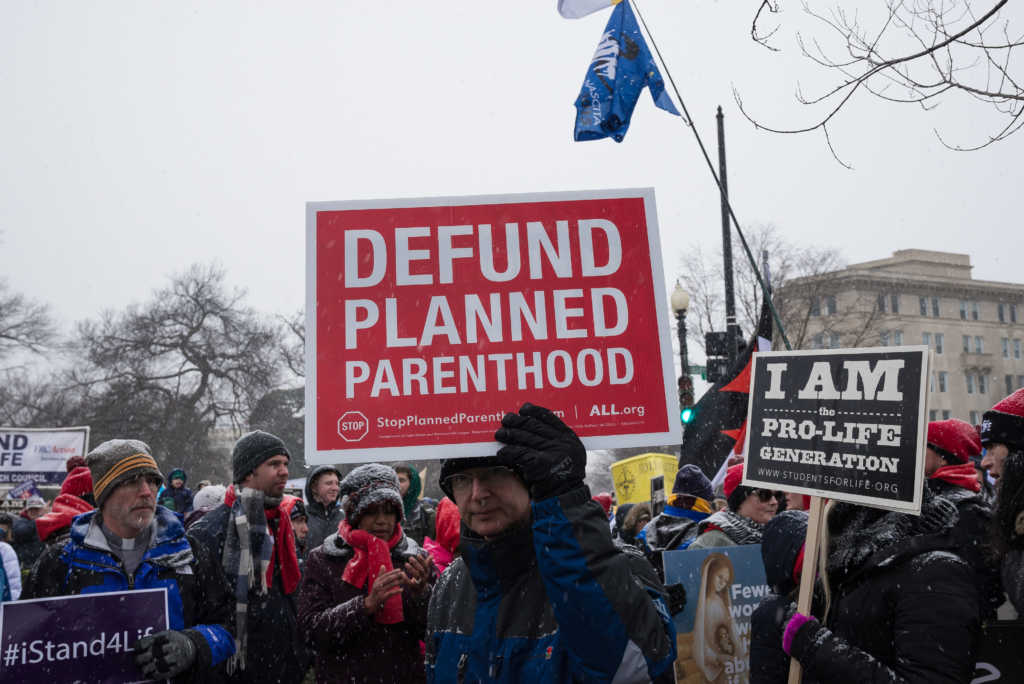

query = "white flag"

[{"left": 558, "top": 0, "right": 621, "bottom": 19}]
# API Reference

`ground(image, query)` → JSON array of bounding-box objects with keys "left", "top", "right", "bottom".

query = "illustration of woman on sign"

[{"left": 694, "top": 553, "right": 747, "bottom": 683}]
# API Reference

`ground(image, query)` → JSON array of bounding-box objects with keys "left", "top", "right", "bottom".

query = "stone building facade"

[{"left": 787, "top": 249, "right": 1024, "bottom": 425}]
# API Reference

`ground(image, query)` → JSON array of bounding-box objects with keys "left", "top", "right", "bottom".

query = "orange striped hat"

[{"left": 86, "top": 439, "right": 163, "bottom": 507}]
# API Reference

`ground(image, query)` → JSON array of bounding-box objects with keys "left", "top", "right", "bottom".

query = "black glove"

[
  {"left": 665, "top": 583, "right": 687, "bottom": 616},
  {"left": 134, "top": 629, "right": 197, "bottom": 679},
  {"left": 494, "top": 403, "right": 586, "bottom": 500}
]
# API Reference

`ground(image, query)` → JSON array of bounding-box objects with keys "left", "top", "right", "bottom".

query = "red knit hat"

[
  {"left": 60, "top": 466, "right": 94, "bottom": 499},
  {"left": 927, "top": 419, "right": 982, "bottom": 464},
  {"left": 723, "top": 463, "right": 745, "bottom": 498},
  {"left": 981, "top": 388, "right": 1024, "bottom": 452},
  {"left": 65, "top": 455, "right": 87, "bottom": 472},
  {"left": 592, "top": 492, "right": 613, "bottom": 514}
]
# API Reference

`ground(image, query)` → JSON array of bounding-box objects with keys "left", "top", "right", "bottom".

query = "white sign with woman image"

[{"left": 663, "top": 545, "right": 769, "bottom": 684}]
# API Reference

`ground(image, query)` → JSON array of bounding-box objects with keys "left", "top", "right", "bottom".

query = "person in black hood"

[
  {"left": 303, "top": 464, "right": 343, "bottom": 557},
  {"left": 765, "top": 489, "right": 981, "bottom": 683},
  {"left": 750, "top": 510, "right": 819, "bottom": 684},
  {"left": 392, "top": 462, "right": 436, "bottom": 546}
]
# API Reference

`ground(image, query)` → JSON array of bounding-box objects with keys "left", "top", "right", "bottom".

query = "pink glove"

[{"left": 782, "top": 612, "right": 813, "bottom": 656}]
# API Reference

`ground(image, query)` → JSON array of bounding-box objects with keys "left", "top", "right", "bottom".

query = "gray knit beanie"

[
  {"left": 87, "top": 439, "right": 164, "bottom": 509},
  {"left": 232, "top": 430, "right": 290, "bottom": 483},
  {"left": 339, "top": 463, "right": 404, "bottom": 527}
]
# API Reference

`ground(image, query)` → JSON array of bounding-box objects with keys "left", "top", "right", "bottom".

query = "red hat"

[
  {"left": 65, "top": 455, "right": 87, "bottom": 472},
  {"left": 60, "top": 466, "right": 94, "bottom": 499},
  {"left": 723, "top": 463, "right": 745, "bottom": 498},
  {"left": 981, "top": 388, "right": 1024, "bottom": 452},
  {"left": 592, "top": 492, "right": 613, "bottom": 515},
  {"left": 927, "top": 419, "right": 982, "bottom": 464}
]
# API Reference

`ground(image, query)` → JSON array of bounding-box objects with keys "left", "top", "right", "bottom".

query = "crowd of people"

[{"left": 3, "top": 388, "right": 1024, "bottom": 682}]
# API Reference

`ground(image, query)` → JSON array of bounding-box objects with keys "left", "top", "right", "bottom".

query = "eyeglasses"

[
  {"left": 443, "top": 466, "right": 518, "bottom": 498},
  {"left": 753, "top": 489, "right": 781, "bottom": 502}
]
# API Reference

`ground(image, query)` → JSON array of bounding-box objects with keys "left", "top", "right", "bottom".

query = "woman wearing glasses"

[{"left": 689, "top": 463, "right": 778, "bottom": 549}]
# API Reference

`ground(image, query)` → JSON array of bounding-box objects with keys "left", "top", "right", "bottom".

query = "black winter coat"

[
  {"left": 187, "top": 503, "right": 308, "bottom": 684},
  {"left": 927, "top": 477, "right": 1003, "bottom": 619},
  {"left": 297, "top": 532, "right": 430, "bottom": 683},
  {"left": 12, "top": 514, "right": 45, "bottom": 574},
  {"left": 788, "top": 495, "right": 981, "bottom": 684}
]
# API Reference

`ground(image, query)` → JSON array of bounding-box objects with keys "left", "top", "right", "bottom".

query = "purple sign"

[{"left": 0, "top": 588, "right": 168, "bottom": 683}]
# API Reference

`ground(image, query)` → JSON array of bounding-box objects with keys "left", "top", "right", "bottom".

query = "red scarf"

[
  {"left": 931, "top": 463, "right": 981, "bottom": 493},
  {"left": 224, "top": 486, "right": 301, "bottom": 595},
  {"left": 337, "top": 520, "right": 404, "bottom": 624}
]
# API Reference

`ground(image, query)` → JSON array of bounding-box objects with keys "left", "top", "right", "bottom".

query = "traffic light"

[{"left": 681, "top": 406, "right": 695, "bottom": 424}]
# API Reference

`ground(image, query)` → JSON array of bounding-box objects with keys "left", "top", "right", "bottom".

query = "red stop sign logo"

[{"left": 337, "top": 411, "right": 369, "bottom": 442}]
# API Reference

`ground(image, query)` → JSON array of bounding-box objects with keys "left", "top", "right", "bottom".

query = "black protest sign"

[{"left": 741, "top": 347, "right": 928, "bottom": 513}]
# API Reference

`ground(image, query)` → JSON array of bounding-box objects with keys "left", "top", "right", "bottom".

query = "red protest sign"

[{"left": 306, "top": 189, "right": 680, "bottom": 463}]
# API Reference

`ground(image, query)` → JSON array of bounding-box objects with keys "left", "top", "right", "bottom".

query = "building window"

[
  {"left": 1000, "top": 303, "right": 1006, "bottom": 323},
  {"left": 878, "top": 294, "right": 887, "bottom": 313},
  {"left": 1018, "top": 374, "right": 1024, "bottom": 388},
  {"left": 938, "top": 371, "right": 947, "bottom": 392},
  {"left": 966, "top": 373, "right": 975, "bottom": 394},
  {"left": 1013, "top": 304, "right": 1019, "bottom": 323},
  {"left": 943, "top": 409, "right": 952, "bottom": 420},
  {"left": 811, "top": 333, "right": 823, "bottom": 349},
  {"left": 979, "top": 374, "right": 989, "bottom": 394},
  {"left": 970, "top": 410, "right": 980, "bottom": 425},
  {"left": 1004, "top": 338, "right": 1011, "bottom": 358},
  {"left": 1008, "top": 374, "right": 1014, "bottom": 395},
  {"left": 929, "top": 409, "right": 938, "bottom": 421},
  {"left": 960, "top": 300, "right": 968, "bottom": 320},
  {"left": 963, "top": 335, "right": 971, "bottom": 353},
  {"left": 829, "top": 332, "right": 841, "bottom": 348},
  {"left": 923, "top": 332, "right": 931, "bottom": 347},
  {"left": 920, "top": 297, "right": 928, "bottom": 316},
  {"left": 930, "top": 372, "right": 935, "bottom": 393},
  {"left": 825, "top": 295, "right": 837, "bottom": 315},
  {"left": 932, "top": 297, "right": 940, "bottom": 317},
  {"left": 975, "top": 336, "right": 984, "bottom": 354},
  {"left": 891, "top": 294, "right": 900, "bottom": 314},
  {"left": 972, "top": 301, "right": 980, "bottom": 320},
  {"left": 893, "top": 330, "right": 903, "bottom": 345},
  {"left": 935, "top": 333, "right": 944, "bottom": 354},
  {"left": 810, "top": 297, "right": 820, "bottom": 317},
  {"left": 880, "top": 331, "right": 889, "bottom": 346},
  {"left": 1016, "top": 340, "right": 1022, "bottom": 360}
]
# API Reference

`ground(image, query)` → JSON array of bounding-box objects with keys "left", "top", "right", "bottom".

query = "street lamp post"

[{"left": 671, "top": 283, "right": 694, "bottom": 424}]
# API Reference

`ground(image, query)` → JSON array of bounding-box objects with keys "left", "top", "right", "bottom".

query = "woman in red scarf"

[{"left": 298, "top": 463, "right": 434, "bottom": 683}]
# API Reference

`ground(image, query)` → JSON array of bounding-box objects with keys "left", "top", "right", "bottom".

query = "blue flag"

[{"left": 573, "top": 0, "right": 679, "bottom": 142}]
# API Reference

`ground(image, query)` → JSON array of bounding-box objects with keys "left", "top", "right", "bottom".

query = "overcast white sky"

[{"left": 3, "top": 1, "right": 1021, "bottom": 353}]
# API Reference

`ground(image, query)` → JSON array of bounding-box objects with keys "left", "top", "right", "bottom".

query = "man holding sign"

[
  {"left": 23, "top": 439, "right": 235, "bottom": 681},
  {"left": 426, "top": 403, "right": 677, "bottom": 683}
]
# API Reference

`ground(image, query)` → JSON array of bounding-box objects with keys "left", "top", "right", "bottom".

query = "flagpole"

[{"left": 630, "top": 0, "right": 793, "bottom": 351}]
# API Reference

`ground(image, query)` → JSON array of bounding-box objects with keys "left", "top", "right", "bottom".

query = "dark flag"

[
  {"left": 679, "top": 293, "right": 773, "bottom": 478},
  {"left": 573, "top": 0, "right": 679, "bottom": 142}
]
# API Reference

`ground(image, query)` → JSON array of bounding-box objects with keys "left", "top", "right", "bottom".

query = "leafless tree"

[
  {"left": 68, "top": 263, "right": 283, "bottom": 431},
  {"left": 280, "top": 310, "right": 305, "bottom": 379},
  {"left": 740, "top": 0, "right": 1023, "bottom": 160},
  {"left": 0, "top": 279, "right": 55, "bottom": 369}
]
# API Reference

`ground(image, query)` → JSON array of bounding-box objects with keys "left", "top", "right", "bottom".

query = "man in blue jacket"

[
  {"left": 426, "top": 403, "right": 676, "bottom": 683},
  {"left": 24, "top": 439, "right": 234, "bottom": 682}
]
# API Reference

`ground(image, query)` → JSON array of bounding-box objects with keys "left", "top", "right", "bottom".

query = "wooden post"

[{"left": 787, "top": 495, "right": 824, "bottom": 684}]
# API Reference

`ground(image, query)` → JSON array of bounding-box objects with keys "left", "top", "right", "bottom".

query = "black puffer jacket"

[
  {"left": 927, "top": 477, "right": 1003, "bottom": 619},
  {"left": 297, "top": 531, "right": 430, "bottom": 683},
  {"left": 304, "top": 465, "right": 344, "bottom": 557},
  {"left": 787, "top": 493, "right": 981, "bottom": 684},
  {"left": 187, "top": 503, "right": 308, "bottom": 684}
]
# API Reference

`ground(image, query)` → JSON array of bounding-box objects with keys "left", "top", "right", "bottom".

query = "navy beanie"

[{"left": 672, "top": 464, "right": 714, "bottom": 502}]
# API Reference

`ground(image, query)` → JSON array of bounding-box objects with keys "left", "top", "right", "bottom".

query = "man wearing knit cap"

[
  {"left": 924, "top": 418, "right": 1001, "bottom": 619},
  {"left": 23, "top": 439, "right": 235, "bottom": 682},
  {"left": 188, "top": 430, "right": 307, "bottom": 683},
  {"left": 981, "top": 388, "right": 1024, "bottom": 613},
  {"left": 638, "top": 464, "right": 715, "bottom": 578},
  {"left": 689, "top": 463, "right": 777, "bottom": 549},
  {"left": 426, "top": 403, "right": 677, "bottom": 683}
]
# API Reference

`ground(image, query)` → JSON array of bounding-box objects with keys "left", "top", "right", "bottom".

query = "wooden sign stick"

[{"left": 787, "top": 495, "right": 824, "bottom": 684}]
